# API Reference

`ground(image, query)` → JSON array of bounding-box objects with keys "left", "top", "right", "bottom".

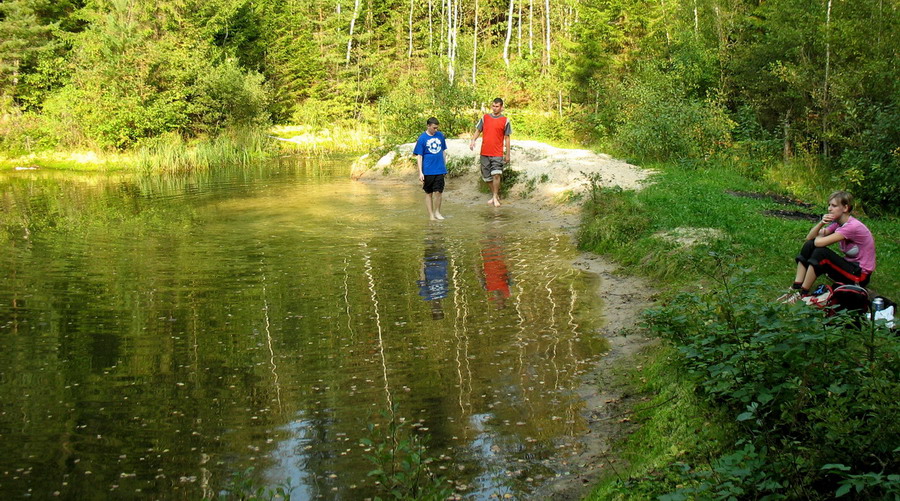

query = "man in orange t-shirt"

[{"left": 469, "top": 98, "right": 512, "bottom": 207}]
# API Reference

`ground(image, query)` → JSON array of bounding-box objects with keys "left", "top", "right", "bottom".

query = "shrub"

[
  {"left": 613, "top": 63, "right": 735, "bottom": 161},
  {"left": 643, "top": 262, "right": 900, "bottom": 499},
  {"left": 838, "top": 103, "right": 900, "bottom": 215}
]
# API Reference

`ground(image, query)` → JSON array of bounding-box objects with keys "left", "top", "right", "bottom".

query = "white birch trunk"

[
  {"left": 503, "top": 0, "right": 515, "bottom": 66},
  {"left": 346, "top": 0, "right": 361, "bottom": 64},
  {"left": 693, "top": 0, "right": 699, "bottom": 35},
  {"left": 447, "top": 0, "right": 456, "bottom": 82},
  {"left": 544, "top": 0, "right": 551, "bottom": 66},
  {"left": 408, "top": 0, "right": 414, "bottom": 57},
  {"left": 429, "top": 0, "right": 433, "bottom": 53}
]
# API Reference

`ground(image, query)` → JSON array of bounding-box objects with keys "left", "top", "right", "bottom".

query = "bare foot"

[
  {"left": 491, "top": 199, "right": 501, "bottom": 207},
  {"left": 486, "top": 198, "right": 495, "bottom": 205},
  {"left": 435, "top": 213, "right": 445, "bottom": 220}
]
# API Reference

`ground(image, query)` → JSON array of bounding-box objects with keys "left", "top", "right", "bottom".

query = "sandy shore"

[{"left": 354, "top": 139, "right": 658, "bottom": 499}]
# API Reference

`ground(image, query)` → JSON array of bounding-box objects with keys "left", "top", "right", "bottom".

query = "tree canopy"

[{"left": 1, "top": 0, "right": 898, "bottom": 210}]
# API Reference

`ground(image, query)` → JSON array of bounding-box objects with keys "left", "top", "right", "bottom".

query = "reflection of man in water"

[
  {"left": 480, "top": 239, "right": 511, "bottom": 309},
  {"left": 418, "top": 239, "right": 450, "bottom": 320}
]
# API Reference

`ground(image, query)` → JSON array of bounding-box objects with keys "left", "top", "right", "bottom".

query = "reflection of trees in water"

[
  {"left": 0, "top": 192, "right": 602, "bottom": 499},
  {"left": 363, "top": 249, "right": 394, "bottom": 414}
]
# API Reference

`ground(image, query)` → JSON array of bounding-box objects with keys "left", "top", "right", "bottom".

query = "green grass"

[
  {"left": 0, "top": 150, "right": 133, "bottom": 171},
  {"left": 578, "top": 157, "right": 900, "bottom": 499},
  {"left": 270, "top": 124, "right": 376, "bottom": 155},
  {"left": 578, "top": 161, "right": 900, "bottom": 297},
  {"left": 587, "top": 345, "right": 736, "bottom": 500}
]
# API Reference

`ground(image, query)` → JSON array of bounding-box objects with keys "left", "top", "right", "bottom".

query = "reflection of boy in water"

[
  {"left": 417, "top": 242, "right": 449, "bottom": 320},
  {"left": 481, "top": 242, "right": 511, "bottom": 309}
]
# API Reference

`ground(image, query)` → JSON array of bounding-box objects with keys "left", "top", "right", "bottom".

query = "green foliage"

[
  {"left": 135, "top": 126, "right": 275, "bottom": 171},
  {"left": 642, "top": 261, "right": 900, "bottom": 499},
  {"left": 360, "top": 410, "right": 452, "bottom": 501},
  {"left": 211, "top": 466, "right": 295, "bottom": 501},
  {"left": 374, "top": 64, "right": 479, "bottom": 147},
  {"left": 0, "top": 0, "right": 54, "bottom": 107},
  {"left": 837, "top": 103, "right": 900, "bottom": 215},
  {"left": 614, "top": 64, "right": 735, "bottom": 160}
]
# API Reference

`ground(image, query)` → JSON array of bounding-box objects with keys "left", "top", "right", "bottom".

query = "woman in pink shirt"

[{"left": 778, "top": 191, "right": 876, "bottom": 304}]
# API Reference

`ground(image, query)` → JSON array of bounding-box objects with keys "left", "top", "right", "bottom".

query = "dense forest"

[{"left": 1, "top": 0, "right": 898, "bottom": 211}]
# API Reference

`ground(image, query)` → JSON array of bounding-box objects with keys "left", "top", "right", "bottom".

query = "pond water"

[{"left": 0, "top": 157, "right": 610, "bottom": 500}]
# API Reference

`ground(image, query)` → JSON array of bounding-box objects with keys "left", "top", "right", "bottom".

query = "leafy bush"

[
  {"left": 374, "top": 63, "right": 478, "bottom": 147},
  {"left": 612, "top": 60, "right": 735, "bottom": 161},
  {"left": 838, "top": 103, "right": 900, "bottom": 215},
  {"left": 360, "top": 410, "right": 452, "bottom": 501},
  {"left": 644, "top": 262, "right": 900, "bottom": 499},
  {"left": 0, "top": 111, "right": 61, "bottom": 154}
]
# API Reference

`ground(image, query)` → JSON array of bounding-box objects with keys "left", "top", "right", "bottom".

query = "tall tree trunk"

[
  {"left": 408, "top": 0, "right": 414, "bottom": 57},
  {"left": 783, "top": 110, "right": 793, "bottom": 162},
  {"left": 447, "top": 0, "right": 457, "bottom": 82},
  {"left": 823, "top": 0, "right": 832, "bottom": 158},
  {"left": 661, "top": 0, "right": 671, "bottom": 46},
  {"left": 503, "top": 0, "right": 515, "bottom": 66},
  {"left": 346, "top": 0, "right": 361, "bottom": 64},
  {"left": 429, "top": 0, "right": 434, "bottom": 53},
  {"left": 439, "top": 0, "right": 445, "bottom": 56},
  {"left": 544, "top": 0, "right": 551, "bottom": 66},
  {"left": 529, "top": 0, "right": 534, "bottom": 57},
  {"left": 472, "top": 0, "right": 479, "bottom": 85},
  {"left": 517, "top": 0, "right": 522, "bottom": 57},
  {"left": 693, "top": 0, "right": 699, "bottom": 35}
]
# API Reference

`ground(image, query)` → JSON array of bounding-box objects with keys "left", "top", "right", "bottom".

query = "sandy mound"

[{"left": 351, "top": 138, "right": 653, "bottom": 204}]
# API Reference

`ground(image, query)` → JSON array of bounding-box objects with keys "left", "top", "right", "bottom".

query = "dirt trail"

[{"left": 353, "top": 139, "right": 658, "bottom": 499}]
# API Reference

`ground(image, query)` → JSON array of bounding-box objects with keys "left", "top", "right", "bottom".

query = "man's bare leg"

[
  {"left": 425, "top": 193, "right": 436, "bottom": 220},
  {"left": 433, "top": 192, "right": 444, "bottom": 220},
  {"left": 490, "top": 174, "right": 501, "bottom": 206}
]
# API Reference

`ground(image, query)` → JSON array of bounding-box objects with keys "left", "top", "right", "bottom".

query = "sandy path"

[{"left": 354, "top": 139, "right": 657, "bottom": 499}]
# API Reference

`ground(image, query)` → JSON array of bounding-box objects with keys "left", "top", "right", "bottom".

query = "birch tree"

[
  {"left": 544, "top": 0, "right": 551, "bottom": 66},
  {"left": 408, "top": 0, "right": 414, "bottom": 57},
  {"left": 345, "top": 0, "right": 361, "bottom": 64},
  {"left": 503, "top": 0, "right": 515, "bottom": 66}
]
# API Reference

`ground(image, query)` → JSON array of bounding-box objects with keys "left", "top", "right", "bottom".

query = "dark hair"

[
  {"left": 492, "top": 97, "right": 504, "bottom": 106},
  {"left": 426, "top": 117, "right": 440, "bottom": 126},
  {"left": 828, "top": 190, "right": 854, "bottom": 212}
]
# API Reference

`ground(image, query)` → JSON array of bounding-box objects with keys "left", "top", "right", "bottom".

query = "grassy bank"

[
  {"left": 0, "top": 125, "right": 376, "bottom": 173},
  {"left": 579, "top": 160, "right": 900, "bottom": 499}
]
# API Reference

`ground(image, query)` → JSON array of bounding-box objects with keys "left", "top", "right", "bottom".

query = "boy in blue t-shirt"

[{"left": 413, "top": 117, "right": 448, "bottom": 220}]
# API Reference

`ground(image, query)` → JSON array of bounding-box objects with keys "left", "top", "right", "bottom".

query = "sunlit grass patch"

[
  {"left": 0, "top": 150, "right": 132, "bottom": 171},
  {"left": 270, "top": 125, "right": 376, "bottom": 156}
]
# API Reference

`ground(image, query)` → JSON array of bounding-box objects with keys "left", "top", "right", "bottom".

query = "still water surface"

[{"left": 0, "top": 157, "right": 608, "bottom": 499}]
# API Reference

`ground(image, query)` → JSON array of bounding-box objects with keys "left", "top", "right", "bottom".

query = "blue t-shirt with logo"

[{"left": 413, "top": 131, "right": 448, "bottom": 175}]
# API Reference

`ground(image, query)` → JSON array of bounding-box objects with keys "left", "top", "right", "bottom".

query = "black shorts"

[{"left": 422, "top": 174, "right": 445, "bottom": 194}]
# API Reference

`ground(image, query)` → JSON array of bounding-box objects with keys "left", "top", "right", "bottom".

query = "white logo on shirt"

[{"left": 426, "top": 137, "right": 442, "bottom": 154}]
